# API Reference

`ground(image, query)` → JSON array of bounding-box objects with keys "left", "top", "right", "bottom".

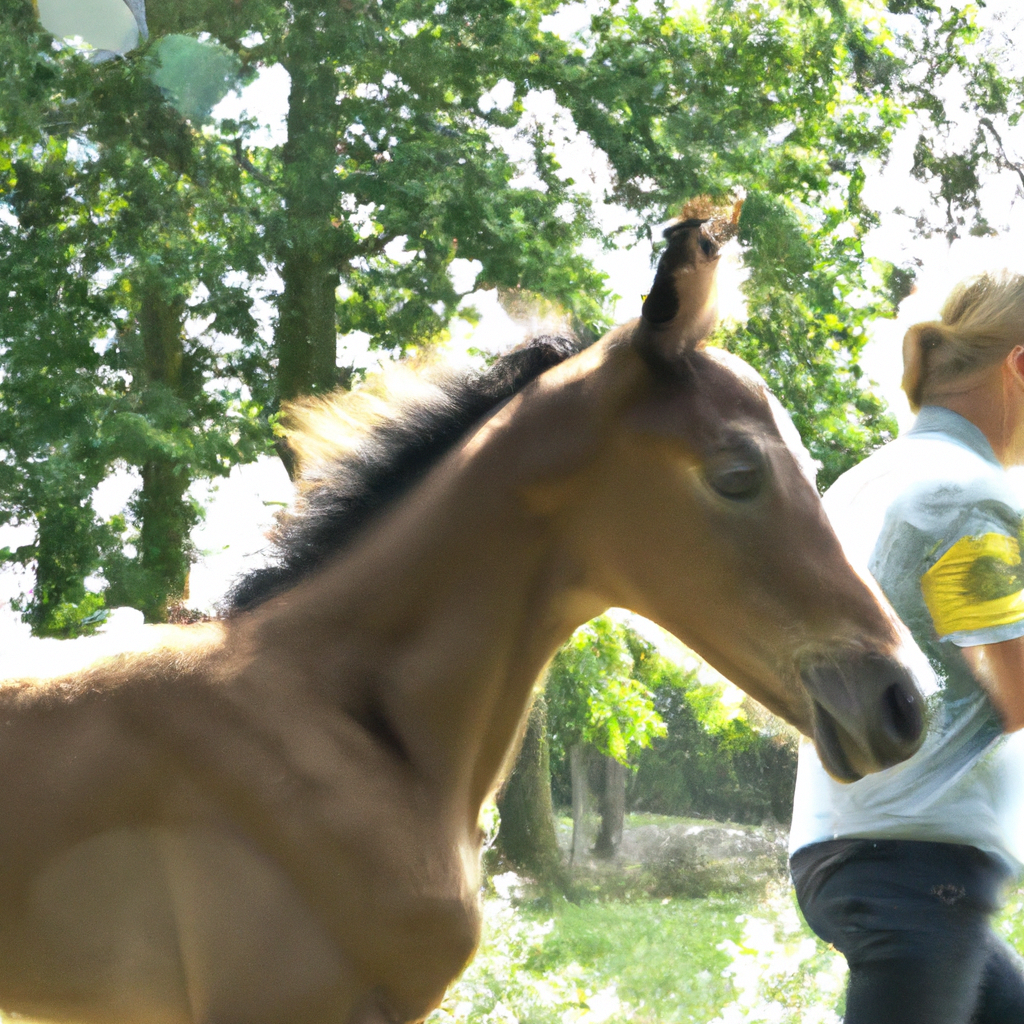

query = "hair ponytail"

[
  {"left": 901, "top": 323, "right": 950, "bottom": 413},
  {"left": 901, "top": 271, "right": 1024, "bottom": 413}
]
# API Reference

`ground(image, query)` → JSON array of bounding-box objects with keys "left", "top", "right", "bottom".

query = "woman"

[{"left": 789, "top": 270, "right": 1024, "bottom": 1023}]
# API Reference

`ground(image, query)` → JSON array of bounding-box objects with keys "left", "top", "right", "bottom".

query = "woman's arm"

[{"left": 962, "top": 638, "right": 1024, "bottom": 732}]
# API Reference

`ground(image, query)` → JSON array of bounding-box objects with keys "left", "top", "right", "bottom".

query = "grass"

[
  {"left": 428, "top": 882, "right": 755, "bottom": 1024},
  {"left": 432, "top": 813, "right": 1024, "bottom": 1024},
  {"left": 523, "top": 895, "right": 750, "bottom": 1023},
  {"left": 428, "top": 874, "right": 857, "bottom": 1024}
]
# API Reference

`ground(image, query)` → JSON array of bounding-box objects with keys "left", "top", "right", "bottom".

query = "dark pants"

[{"left": 790, "top": 839, "right": 1024, "bottom": 1024}]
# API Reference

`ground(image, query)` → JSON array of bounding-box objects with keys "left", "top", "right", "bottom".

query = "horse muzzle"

[{"left": 800, "top": 651, "right": 926, "bottom": 782}]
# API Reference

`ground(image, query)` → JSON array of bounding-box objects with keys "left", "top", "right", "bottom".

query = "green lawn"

[
  {"left": 522, "top": 895, "right": 746, "bottom": 1022},
  {"left": 428, "top": 880, "right": 837, "bottom": 1024},
  {"left": 429, "top": 870, "right": 1024, "bottom": 1024}
]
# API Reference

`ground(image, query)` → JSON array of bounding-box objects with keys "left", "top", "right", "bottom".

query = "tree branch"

[
  {"left": 979, "top": 117, "right": 1024, "bottom": 194},
  {"left": 232, "top": 138, "right": 273, "bottom": 185}
]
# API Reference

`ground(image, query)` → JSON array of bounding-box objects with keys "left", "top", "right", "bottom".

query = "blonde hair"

[{"left": 901, "top": 270, "right": 1024, "bottom": 412}]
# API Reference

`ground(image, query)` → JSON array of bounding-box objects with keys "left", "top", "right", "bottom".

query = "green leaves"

[
  {"left": 525, "top": 0, "right": 917, "bottom": 481},
  {"left": 723, "top": 189, "right": 899, "bottom": 487},
  {"left": 537, "top": 0, "right": 1024, "bottom": 484},
  {"left": 546, "top": 616, "right": 666, "bottom": 767},
  {"left": 0, "top": 9, "right": 270, "bottom": 626},
  {"left": 544, "top": 616, "right": 795, "bottom": 823},
  {"left": 2, "top": 0, "right": 619, "bottom": 629}
]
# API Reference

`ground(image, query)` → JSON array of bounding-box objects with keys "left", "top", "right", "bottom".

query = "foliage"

[
  {"left": 547, "top": 628, "right": 797, "bottom": 824},
  {"left": 723, "top": 194, "right": 898, "bottom": 489},
  {"left": 546, "top": 616, "right": 666, "bottom": 768},
  {"left": 539, "top": 0, "right": 1024, "bottom": 486},
  {"left": 201, "top": 0, "right": 613, "bottom": 399},
  {"left": 628, "top": 672, "right": 798, "bottom": 826},
  {"left": 0, "top": 13, "right": 268, "bottom": 626},
  {"left": 0, "top": 0, "right": 612, "bottom": 629},
  {"left": 6, "top": 0, "right": 1024, "bottom": 628}
]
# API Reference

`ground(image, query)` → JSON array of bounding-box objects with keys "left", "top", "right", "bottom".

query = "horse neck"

[{"left": 248, "top": 346, "right": 634, "bottom": 820}]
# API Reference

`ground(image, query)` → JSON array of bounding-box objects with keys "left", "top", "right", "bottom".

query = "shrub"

[
  {"left": 550, "top": 637, "right": 799, "bottom": 826},
  {"left": 628, "top": 686, "right": 797, "bottom": 825}
]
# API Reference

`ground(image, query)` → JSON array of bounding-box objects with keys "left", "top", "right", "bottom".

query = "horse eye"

[{"left": 705, "top": 450, "right": 764, "bottom": 500}]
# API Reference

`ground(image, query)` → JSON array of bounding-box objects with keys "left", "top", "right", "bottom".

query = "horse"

[{"left": 0, "top": 216, "right": 926, "bottom": 1024}]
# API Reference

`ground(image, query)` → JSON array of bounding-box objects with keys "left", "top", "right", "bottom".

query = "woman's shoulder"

[
  {"left": 844, "top": 432, "right": 1014, "bottom": 516},
  {"left": 823, "top": 434, "right": 1018, "bottom": 575},
  {"left": 824, "top": 435, "right": 988, "bottom": 528}
]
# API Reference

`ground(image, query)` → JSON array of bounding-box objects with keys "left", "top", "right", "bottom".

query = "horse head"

[{"left": 575, "top": 215, "right": 926, "bottom": 782}]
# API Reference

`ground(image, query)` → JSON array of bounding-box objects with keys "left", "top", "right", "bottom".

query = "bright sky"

[{"left": 4, "top": 0, "right": 1024, "bottom": 652}]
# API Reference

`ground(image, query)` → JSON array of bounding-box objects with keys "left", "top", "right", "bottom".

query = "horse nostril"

[{"left": 881, "top": 681, "right": 924, "bottom": 747}]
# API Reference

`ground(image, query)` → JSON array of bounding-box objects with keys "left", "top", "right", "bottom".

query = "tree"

[
  {"left": 0, "top": 7, "right": 267, "bottom": 629},
  {"left": 498, "top": 0, "right": 1024, "bottom": 855},
  {"left": 539, "top": 0, "right": 1024, "bottom": 486},
  {"left": 543, "top": 633, "right": 800, "bottom": 827},
  {"left": 626, "top": 651, "right": 799, "bottom": 826},
  {"left": 1, "top": 0, "right": 613, "bottom": 629},
  {"left": 5, "top": 0, "right": 1024, "bottom": 629},
  {"left": 514, "top": 0, "right": 1024, "bottom": 829},
  {"left": 494, "top": 692, "right": 565, "bottom": 885},
  {"left": 147, "top": 0, "right": 612, "bottom": 400},
  {"left": 545, "top": 616, "right": 666, "bottom": 861}
]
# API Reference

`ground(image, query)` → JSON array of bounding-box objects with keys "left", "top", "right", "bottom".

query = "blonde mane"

[{"left": 283, "top": 359, "right": 464, "bottom": 480}]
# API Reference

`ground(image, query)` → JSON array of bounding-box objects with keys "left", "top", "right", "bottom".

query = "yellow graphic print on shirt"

[{"left": 921, "top": 532, "right": 1024, "bottom": 638}]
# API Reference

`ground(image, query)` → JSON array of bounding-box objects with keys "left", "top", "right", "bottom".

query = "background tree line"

[
  {"left": 4, "top": 0, "right": 1021, "bottom": 634},
  {"left": 495, "top": 615, "right": 797, "bottom": 881},
  {"left": 3, "top": 0, "right": 1023, "bottom": 871}
]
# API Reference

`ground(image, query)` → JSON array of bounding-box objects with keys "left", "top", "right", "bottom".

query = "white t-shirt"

[{"left": 789, "top": 406, "right": 1024, "bottom": 872}]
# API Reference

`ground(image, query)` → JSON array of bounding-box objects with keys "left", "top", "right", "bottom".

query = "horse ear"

[{"left": 636, "top": 218, "right": 722, "bottom": 367}]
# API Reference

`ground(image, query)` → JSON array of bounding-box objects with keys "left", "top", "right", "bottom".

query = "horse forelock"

[{"left": 226, "top": 334, "right": 580, "bottom": 613}]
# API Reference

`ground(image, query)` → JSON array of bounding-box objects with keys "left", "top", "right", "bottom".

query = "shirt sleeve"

[{"left": 921, "top": 525, "right": 1024, "bottom": 647}]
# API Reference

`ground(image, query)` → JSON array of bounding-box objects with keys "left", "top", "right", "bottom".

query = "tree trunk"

[
  {"left": 495, "top": 694, "right": 563, "bottom": 884},
  {"left": 569, "top": 743, "right": 597, "bottom": 865},
  {"left": 276, "top": 9, "right": 344, "bottom": 411},
  {"left": 126, "top": 283, "right": 198, "bottom": 623},
  {"left": 134, "top": 458, "right": 194, "bottom": 623},
  {"left": 28, "top": 498, "right": 102, "bottom": 637},
  {"left": 593, "top": 755, "right": 626, "bottom": 859}
]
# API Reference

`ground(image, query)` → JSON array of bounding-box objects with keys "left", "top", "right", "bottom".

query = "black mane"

[{"left": 227, "top": 334, "right": 580, "bottom": 612}]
